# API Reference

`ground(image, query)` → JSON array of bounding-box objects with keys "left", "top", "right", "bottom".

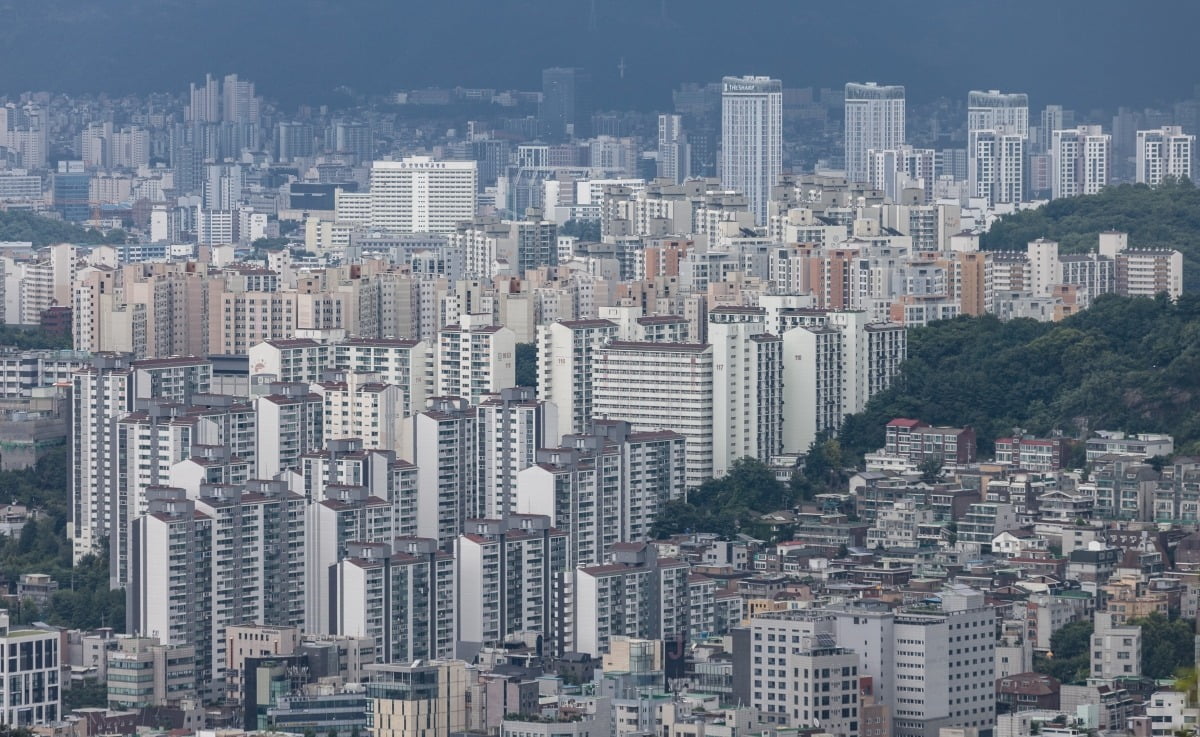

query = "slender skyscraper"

[
  {"left": 721, "top": 75, "right": 782, "bottom": 225},
  {"left": 967, "top": 90, "right": 1028, "bottom": 205},
  {"left": 658, "top": 114, "right": 691, "bottom": 184},
  {"left": 541, "top": 67, "right": 592, "bottom": 140},
  {"left": 845, "top": 82, "right": 905, "bottom": 184}
]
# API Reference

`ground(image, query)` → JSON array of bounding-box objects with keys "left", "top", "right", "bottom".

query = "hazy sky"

[{"left": 2, "top": 0, "right": 1197, "bottom": 111}]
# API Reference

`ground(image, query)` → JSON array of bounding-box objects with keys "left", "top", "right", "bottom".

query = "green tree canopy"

[
  {"left": 982, "top": 179, "right": 1200, "bottom": 291},
  {"left": 839, "top": 294, "right": 1200, "bottom": 459}
]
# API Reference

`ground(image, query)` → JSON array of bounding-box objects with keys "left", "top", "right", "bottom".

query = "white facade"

[
  {"left": 537, "top": 319, "right": 619, "bottom": 435},
  {"left": 1136, "top": 126, "right": 1194, "bottom": 186},
  {"left": 1052, "top": 126, "right": 1111, "bottom": 199},
  {"left": 845, "top": 83, "right": 905, "bottom": 185},
  {"left": 593, "top": 342, "right": 713, "bottom": 487},
  {"left": 369, "top": 157, "right": 477, "bottom": 234},
  {"left": 436, "top": 314, "right": 516, "bottom": 405},
  {"left": 708, "top": 313, "right": 782, "bottom": 478},
  {"left": 0, "top": 611, "right": 60, "bottom": 726},
  {"left": 721, "top": 76, "right": 782, "bottom": 225}
]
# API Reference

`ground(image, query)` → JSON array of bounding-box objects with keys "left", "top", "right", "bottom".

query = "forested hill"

[
  {"left": 838, "top": 294, "right": 1200, "bottom": 459},
  {"left": 980, "top": 179, "right": 1200, "bottom": 291},
  {"left": 0, "top": 210, "right": 124, "bottom": 247}
]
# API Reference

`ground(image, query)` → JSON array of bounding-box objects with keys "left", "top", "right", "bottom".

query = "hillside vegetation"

[
  {"left": 981, "top": 178, "right": 1200, "bottom": 291},
  {"left": 839, "top": 294, "right": 1200, "bottom": 458},
  {"left": 0, "top": 210, "right": 125, "bottom": 246}
]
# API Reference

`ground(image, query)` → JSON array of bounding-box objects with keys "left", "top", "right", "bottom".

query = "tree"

[
  {"left": 514, "top": 343, "right": 538, "bottom": 389},
  {"left": 559, "top": 219, "right": 600, "bottom": 242},
  {"left": 837, "top": 295, "right": 1200, "bottom": 462},
  {"left": 63, "top": 678, "right": 108, "bottom": 710},
  {"left": 918, "top": 456, "right": 944, "bottom": 484},
  {"left": 1132, "top": 612, "right": 1195, "bottom": 679},
  {"left": 649, "top": 458, "right": 803, "bottom": 538},
  {"left": 1048, "top": 620, "right": 1093, "bottom": 660}
]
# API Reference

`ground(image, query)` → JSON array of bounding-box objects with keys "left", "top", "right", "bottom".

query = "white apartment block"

[
  {"left": 1136, "top": 126, "right": 1194, "bottom": 186},
  {"left": 517, "top": 421, "right": 686, "bottom": 569},
  {"left": 436, "top": 314, "right": 516, "bottom": 405},
  {"left": 1116, "top": 248, "right": 1184, "bottom": 300},
  {"left": 1052, "top": 125, "right": 1111, "bottom": 199},
  {"left": 573, "top": 545, "right": 690, "bottom": 657},
  {"left": 845, "top": 83, "right": 905, "bottom": 185},
  {"left": 721, "top": 76, "right": 782, "bottom": 225},
  {"left": 313, "top": 376, "right": 405, "bottom": 452},
  {"left": 255, "top": 384, "right": 325, "bottom": 478},
  {"left": 970, "top": 131, "right": 1024, "bottom": 205},
  {"left": 1091, "top": 611, "right": 1141, "bottom": 682},
  {"left": 192, "top": 482, "right": 307, "bottom": 683},
  {"left": 476, "top": 388, "right": 558, "bottom": 519},
  {"left": 128, "top": 490, "right": 215, "bottom": 693},
  {"left": 304, "top": 484, "right": 395, "bottom": 636},
  {"left": 708, "top": 311, "right": 782, "bottom": 478},
  {"left": 455, "top": 515, "right": 568, "bottom": 653},
  {"left": 405, "top": 397, "right": 479, "bottom": 544},
  {"left": 593, "top": 341, "right": 713, "bottom": 487},
  {"left": 333, "top": 338, "right": 434, "bottom": 416},
  {"left": 369, "top": 157, "right": 477, "bottom": 234},
  {"left": 332, "top": 538, "right": 455, "bottom": 663},
  {"left": 0, "top": 611, "right": 61, "bottom": 726},
  {"left": 71, "top": 355, "right": 212, "bottom": 562}
]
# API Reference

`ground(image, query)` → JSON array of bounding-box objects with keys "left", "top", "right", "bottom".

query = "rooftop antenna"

[
  {"left": 588, "top": 0, "right": 597, "bottom": 32},
  {"left": 618, "top": 57, "right": 626, "bottom": 80}
]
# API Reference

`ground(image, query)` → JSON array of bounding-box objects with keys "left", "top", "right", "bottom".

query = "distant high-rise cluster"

[{"left": 1, "top": 57, "right": 1197, "bottom": 736}]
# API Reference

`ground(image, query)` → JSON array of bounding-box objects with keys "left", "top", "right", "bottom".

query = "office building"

[
  {"left": 0, "top": 610, "right": 60, "bottom": 726},
  {"left": 541, "top": 67, "right": 592, "bottom": 140},
  {"left": 1051, "top": 125, "right": 1111, "bottom": 198},
  {"left": 830, "top": 587, "right": 996, "bottom": 737},
  {"left": 365, "top": 660, "right": 470, "bottom": 737},
  {"left": 53, "top": 160, "right": 90, "bottom": 222},
  {"left": 721, "top": 76, "right": 782, "bottom": 224},
  {"left": 739, "top": 612, "right": 860, "bottom": 733},
  {"left": 368, "top": 157, "right": 477, "bottom": 234},
  {"left": 1136, "top": 126, "right": 1194, "bottom": 186},
  {"left": 845, "top": 83, "right": 905, "bottom": 184}
]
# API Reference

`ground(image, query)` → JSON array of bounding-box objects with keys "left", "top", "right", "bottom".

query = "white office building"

[
  {"left": 0, "top": 611, "right": 60, "bottom": 726},
  {"left": 368, "top": 157, "right": 477, "bottom": 233},
  {"left": 845, "top": 83, "right": 906, "bottom": 185},
  {"left": 721, "top": 76, "right": 782, "bottom": 225}
]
